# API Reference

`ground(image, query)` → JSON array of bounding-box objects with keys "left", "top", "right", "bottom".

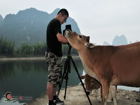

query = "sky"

[{"left": 0, "top": 0, "right": 140, "bottom": 44}]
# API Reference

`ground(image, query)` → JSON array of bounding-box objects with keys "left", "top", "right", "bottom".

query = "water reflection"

[{"left": 0, "top": 58, "right": 83, "bottom": 104}]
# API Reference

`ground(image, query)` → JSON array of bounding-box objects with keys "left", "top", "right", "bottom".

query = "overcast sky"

[{"left": 0, "top": 0, "right": 140, "bottom": 44}]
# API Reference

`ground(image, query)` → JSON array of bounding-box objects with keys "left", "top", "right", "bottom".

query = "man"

[{"left": 46, "top": 9, "right": 69, "bottom": 105}]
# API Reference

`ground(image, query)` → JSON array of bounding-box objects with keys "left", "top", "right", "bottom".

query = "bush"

[
  {"left": 15, "top": 42, "right": 47, "bottom": 57},
  {"left": 0, "top": 37, "right": 15, "bottom": 56}
]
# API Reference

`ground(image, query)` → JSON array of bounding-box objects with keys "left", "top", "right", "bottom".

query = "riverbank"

[
  {"left": 27, "top": 85, "right": 140, "bottom": 105},
  {"left": 0, "top": 56, "right": 79, "bottom": 61}
]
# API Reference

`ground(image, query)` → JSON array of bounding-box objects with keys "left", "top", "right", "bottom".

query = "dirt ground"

[{"left": 26, "top": 85, "right": 140, "bottom": 105}]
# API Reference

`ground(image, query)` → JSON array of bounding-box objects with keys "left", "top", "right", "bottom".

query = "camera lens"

[{"left": 66, "top": 25, "right": 72, "bottom": 31}]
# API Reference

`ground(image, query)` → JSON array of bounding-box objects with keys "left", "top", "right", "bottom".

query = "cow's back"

[{"left": 110, "top": 45, "right": 140, "bottom": 87}]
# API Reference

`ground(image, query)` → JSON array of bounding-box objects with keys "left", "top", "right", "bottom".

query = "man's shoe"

[
  {"left": 47, "top": 103, "right": 56, "bottom": 105},
  {"left": 47, "top": 104, "right": 56, "bottom": 105},
  {"left": 53, "top": 96, "right": 64, "bottom": 105},
  {"left": 47, "top": 100, "right": 56, "bottom": 105}
]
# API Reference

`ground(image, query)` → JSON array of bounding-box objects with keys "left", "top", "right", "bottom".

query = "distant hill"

[
  {"left": 0, "top": 8, "right": 80, "bottom": 47},
  {"left": 103, "top": 35, "right": 128, "bottom": 45},
  {"left": 112, "top": 35, "right": 128, "bottom": 45},
  {"left": 0, "top": 15, "right": 3, "bottom": 27},
  {"left": 103, "top": 41, "right": 110, "bottom": 45},
  {"left": 0, "top": 15, "right": 3, "bottom": 21}
]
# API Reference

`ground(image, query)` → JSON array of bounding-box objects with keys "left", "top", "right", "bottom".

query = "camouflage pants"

[{"left": 45, "top": 52, "right": 63, "bottom": 87}]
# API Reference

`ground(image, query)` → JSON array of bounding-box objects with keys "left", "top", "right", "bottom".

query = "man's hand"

[{"left": 57, "top": 33, "right": 69, "bottom": 43}]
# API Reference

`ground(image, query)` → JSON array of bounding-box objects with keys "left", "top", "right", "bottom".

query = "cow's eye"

[{"left": 79, "top": 35, "right": 82, "bottom": 38}]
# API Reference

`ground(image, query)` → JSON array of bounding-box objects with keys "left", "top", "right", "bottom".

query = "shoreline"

[
  {"left": 0, "top": 56, "right": 79, "bottom": 61},
  {"left": 27, "top": 85, "right": 140, "bottom": 105}
]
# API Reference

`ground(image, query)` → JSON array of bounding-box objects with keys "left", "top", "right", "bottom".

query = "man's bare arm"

[{"left": 57, "top": 33, "right": 68, "bottom": 43}]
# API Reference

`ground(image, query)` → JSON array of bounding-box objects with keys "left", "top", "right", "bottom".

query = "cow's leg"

[
  {"left": 101, "top": 81, "right": 110, "bottom": 105},
  {"left": 98, "top": 88, "right": 101, "bottom": 101},
  {"left": 100, "top": 86, "right": 103, "bottom": 102},
  {"left": 107, "top": 87, "right": 113, "bottom": 102},
  {"left": 110, "top": 86, "right": 117, "bottom": 105},
  {"left": 93, "top": 88, "right": 99, "bottom": 101}
]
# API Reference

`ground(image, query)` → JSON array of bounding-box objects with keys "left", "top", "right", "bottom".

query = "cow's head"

[
  {"left": 81, "top": 74, "right": 101, "bottom": 95},
  {"left": 65, "top": 30, "right": 90, "bottom": 51}
]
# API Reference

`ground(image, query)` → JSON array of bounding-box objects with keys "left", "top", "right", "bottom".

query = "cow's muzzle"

[{"left": 64, "top": 29, "right": 71, "bottom": 38}]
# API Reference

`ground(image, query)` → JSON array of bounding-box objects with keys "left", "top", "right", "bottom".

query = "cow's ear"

[{"left": 86, "top": 36, "right": 90, "bottom": 42}]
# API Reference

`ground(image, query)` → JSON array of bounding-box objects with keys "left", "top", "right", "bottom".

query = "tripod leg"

[
  {"left": 57, "top": 71, "right": 65, "bottom": 96},
  {"left": 64, "top": 75, "right": 68, "bottom": 99},
  {"left": 57, "top": 61, "right": 68, "bottom": 96},
  {"left": 57, "top": 58, "right": 70, "bottom": 98},
  {"left": 63, "top": 59, "right": 71, "bottom": 100},
  {"left": 70, "top": 57, "right": 93, "bottom": 105}
]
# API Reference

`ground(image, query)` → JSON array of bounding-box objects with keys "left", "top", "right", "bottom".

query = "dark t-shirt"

[{"left": 46, "top": 18, "right": 62, "bottom": 57}]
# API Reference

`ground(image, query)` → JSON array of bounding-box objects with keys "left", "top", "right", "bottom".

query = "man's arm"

[{"left": 57, "top": 33, "right": 68, "bottom": 43}]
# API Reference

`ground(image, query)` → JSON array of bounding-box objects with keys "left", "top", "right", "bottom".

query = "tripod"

[{"left": 57, "top": 44, "right": 93, "bottom": 105}]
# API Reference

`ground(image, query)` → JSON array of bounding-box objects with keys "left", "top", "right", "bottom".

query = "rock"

[{"left": 136, "top": 99, "right": 140, "bottom": 102}]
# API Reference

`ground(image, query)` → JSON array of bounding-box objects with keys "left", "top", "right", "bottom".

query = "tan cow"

[
  {"left": 65, "top": 30, "right": 140, "bottom": 105},
  {"left": 81, "top": 74, "right": 100, "bottom": 95},
  {"left": 81, "top": 74, "right": 116, "bottom": 102}
]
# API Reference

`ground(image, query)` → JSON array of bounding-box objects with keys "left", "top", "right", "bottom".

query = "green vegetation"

[
  {"left": 0, "top": 37, "right": 46, "bottom": 57},
  {"left": 62, "top": 44, "right": 78, "bottom": 56},
  {"left": 0, "top": 37, "right": 15, "bottom": 56},
  {"left": 0, "top": 37, "right": 78, "bottom": 57},
  {"left": 16, "top": 42, "right": 46, "bottom": 57}
]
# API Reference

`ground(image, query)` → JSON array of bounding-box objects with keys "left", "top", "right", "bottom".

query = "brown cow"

[
  {"left": 65, "top": 30, "right": 140, "bottom": 105},
  {"left": 81, "top": 74, "right": 101, "bottom": 95},
  {"left": 81, "top": 74, "right": 116, "bottom": 102}
]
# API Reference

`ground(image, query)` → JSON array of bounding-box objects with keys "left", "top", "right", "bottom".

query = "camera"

[{"left": 63, "top": 24, "right": 72, "bottom": 36}]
